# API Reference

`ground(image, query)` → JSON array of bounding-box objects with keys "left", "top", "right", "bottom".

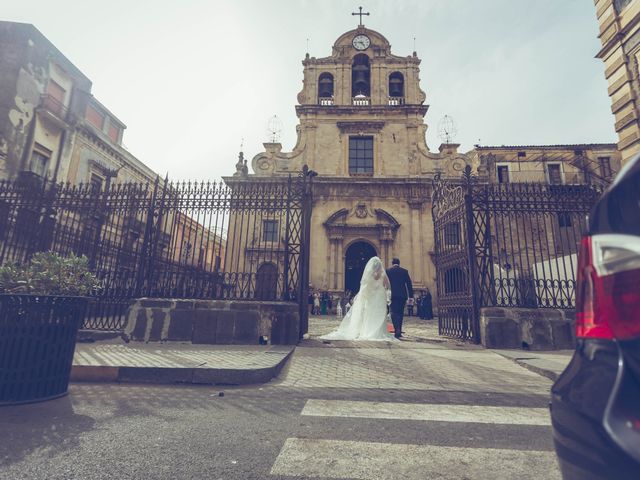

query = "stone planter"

[{"left": 0, "top": 295, "right": 87, "bottom": 405}]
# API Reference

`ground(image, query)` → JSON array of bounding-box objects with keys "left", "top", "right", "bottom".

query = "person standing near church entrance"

[
  {"left": 385, "top": 258, "right": 413, "bottom": 339},
  {"left": 421, "top": 287, "right": 433, "bottom": 320}
]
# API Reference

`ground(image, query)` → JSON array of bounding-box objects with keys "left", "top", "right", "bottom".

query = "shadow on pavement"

[{"left": 0, "top": 395, "right": 96, "bottom": 467}]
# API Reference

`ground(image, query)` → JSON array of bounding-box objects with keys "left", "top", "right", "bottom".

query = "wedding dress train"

[{"left": 321, "top": 256, "right": 396, "bottom": 341}]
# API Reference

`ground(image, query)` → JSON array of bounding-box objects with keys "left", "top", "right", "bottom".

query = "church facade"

[{"left": 233, "top": 22, "right": 621, "bottom": 300}]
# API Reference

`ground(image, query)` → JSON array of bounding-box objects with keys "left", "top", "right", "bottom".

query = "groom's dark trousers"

[
  {"left": 386, "top": 265, "right": 414, "bottom": 339},
  {"left": 389, "top": 298, "right": 407, "bottom": 338}
]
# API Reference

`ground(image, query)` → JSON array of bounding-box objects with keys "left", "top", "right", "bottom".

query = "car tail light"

[{"left": 576, "top": 234, "right": 640, "bottom": 340}]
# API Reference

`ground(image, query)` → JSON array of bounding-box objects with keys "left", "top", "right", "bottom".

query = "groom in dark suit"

[{"left": 386, "top": 258, "right": 414, "bottom": 339}]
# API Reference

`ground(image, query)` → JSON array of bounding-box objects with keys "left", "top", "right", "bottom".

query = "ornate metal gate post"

[
  {"left": 298, "top": 165, "right": 315, "bottom": 338},
  {"left": 282, "top": 174, "right": 292, "bottom": 301},
  {"left": 462, "top": 166, "right": 481, "bottom": 344},
  {"left": 135, "top": 176, "right": 160, "bottom": 297}
]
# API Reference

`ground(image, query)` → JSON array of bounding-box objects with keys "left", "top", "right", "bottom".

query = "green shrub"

[{"left": 0, "top": 252, "right": 101, "bottom": 296}]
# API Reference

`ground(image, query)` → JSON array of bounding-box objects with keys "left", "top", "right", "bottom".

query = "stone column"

[
  {"left": 333, "top": 239, "right": 340, "bottom": 290},
  {"left": 328, "top": 239, "right": 334, "bottom": 290},
  {"left": 336, "top": 237, "right": 344, "bottom": 291},
  {"left": 328, "top": 232, "right": 344, "bottom": 292},
  {"left": 407, "top": 199, "right": 425, "bottom": 286},
  {"left": 423, "top": 208, "right": 436, "bottom": 291},
  {"left": 378, "top": 226, "right": 394, "bottom": 269}
]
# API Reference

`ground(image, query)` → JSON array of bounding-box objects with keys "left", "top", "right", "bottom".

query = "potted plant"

[{"left": 0, "top": 252, "right": 101, "bottom": 405}]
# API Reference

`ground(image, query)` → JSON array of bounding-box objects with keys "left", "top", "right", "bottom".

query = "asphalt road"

[{"left": 0, "top": 338, "right": 558, "bottom": 479}]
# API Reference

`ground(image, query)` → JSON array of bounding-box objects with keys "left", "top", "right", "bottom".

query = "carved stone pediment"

[{"left": 324, "top": 206, "right": 400, "bottom": 242}]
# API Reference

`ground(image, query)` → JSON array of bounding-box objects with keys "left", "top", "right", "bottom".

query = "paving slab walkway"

[
  {"left": 72, "top": 343, "right": 294, "bottom": 385},
  {"left": 71, "top": 315, "right": 570, "bottom": 386}
]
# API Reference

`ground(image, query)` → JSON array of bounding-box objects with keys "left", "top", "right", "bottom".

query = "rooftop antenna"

[
  {"left": 437, "top": 115, "right": 458, "bottom": 144},
  {"left": 266, "top": 115, "right": 283, "bottom": 143}
]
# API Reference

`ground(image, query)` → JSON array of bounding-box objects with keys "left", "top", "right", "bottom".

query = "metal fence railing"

[
  {"left": 0, "top": 169, "right": 313, "bottom": 331},
  {"left": 432, "top": 166, "right": 602, "bottom": 343}
]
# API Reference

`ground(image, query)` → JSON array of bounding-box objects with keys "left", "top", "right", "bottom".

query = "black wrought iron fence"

[
  {"left": 0, "top": 169, "right": 313, "bottom": 331},
  {"left": 471, "top": 182, "right": 600, "bottom": 310},
  {"left": 432, "top": 166, "right": 602, "bottom": 343}
]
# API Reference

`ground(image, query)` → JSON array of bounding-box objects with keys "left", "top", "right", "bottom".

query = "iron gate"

[
  {"left": 431, "top": 168, "right": 479, "bottom": 342},
  {"left": 432, "top": 166, "right": 601, "bottom": 343}
]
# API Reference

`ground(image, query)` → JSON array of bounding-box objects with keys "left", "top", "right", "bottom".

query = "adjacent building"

[
  {"left": 0, "top": 21, "right": 156, "bottom": 186},
  {"left": 472, "top": 144, "right": 620, "bottom": 186},
  {"left": 594, "top": 0, "right": 640, "bottom": 165}
]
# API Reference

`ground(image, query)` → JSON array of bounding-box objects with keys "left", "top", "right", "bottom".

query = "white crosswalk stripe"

[
  {"left": 270, "top": 399, "right": 560, "bottom": 479},
  {"left": 301, "top": 399, "right": 551, "bottom": 425},
  {"left": 271, "top": 438, "right": 560, "bottom": 480}
]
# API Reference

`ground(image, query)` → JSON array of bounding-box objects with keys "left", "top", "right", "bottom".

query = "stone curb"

[
  {"left": 511, "top": 359, "right": 559, "bottom": 382},
  {"left": 493, "top": 351, "right": 570, "bottom": 382},
  {"left": 70, "top": 348, "right": 294, "bottom": 386}
]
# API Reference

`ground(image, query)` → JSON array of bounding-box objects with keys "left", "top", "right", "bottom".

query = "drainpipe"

[
  {"left": 51, "top": 128, "right": 67, "bottom": 182},
  {"left": 18, "top": 110, "right": 38, "bottom": 175}
]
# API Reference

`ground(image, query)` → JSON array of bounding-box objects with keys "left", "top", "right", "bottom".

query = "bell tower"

[
  {"left": 278, "top": 14, "right": 432, "bottom": 179},
  {"left": 245, "top": 13, "right": 470, "bottom": 295}
]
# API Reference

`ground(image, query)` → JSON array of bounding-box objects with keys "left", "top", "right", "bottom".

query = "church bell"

[
  {"left": 352, "top": 64, "right": 369, "bottom": 92},
  {"left": 353, "top": 65, "right": 368, "bottom": 84},
  {"left": 319, "top": 80, "right": 333, "bottom": 97}
]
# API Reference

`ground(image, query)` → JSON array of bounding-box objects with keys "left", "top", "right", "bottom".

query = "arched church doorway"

[{"left": 344, "top": 241, "right": 377, "bottom": 294}]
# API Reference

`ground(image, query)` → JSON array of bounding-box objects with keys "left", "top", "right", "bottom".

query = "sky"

[{"left": 5, "top": 0, "right": 616, "bottom": 181}]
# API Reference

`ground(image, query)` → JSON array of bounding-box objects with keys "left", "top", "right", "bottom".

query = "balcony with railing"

[
  {"left": 318, "top": 96, "right": 334, "bottom": 106},
  {"left": 40, "top": 94, "right": 68, "bottom": 117},
  {"left": 352, "top": 95, "right": 370, "bottom": 106},
  {"left": 388, "top": 97, "right": 405, "bottom": 106},
  {"left": 38, "top": 94, "right": 69, "bottom": 126}
]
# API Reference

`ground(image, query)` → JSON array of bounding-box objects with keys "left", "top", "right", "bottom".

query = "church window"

[
  {"left": 388, "top": 72, "right": 404, "bottom": 101},
  {"left": 349, "top": 136, "right": 374, "bottom": 175},
  {"left": 496, "top": 165, "right": 510, "bottom": 184},
  {"left": 318, "top": 73, "right": 334, "bottom": 103},
  {"left": 351, "top": 54, "right": 370, "bottom": 97},
  {"left": 263, "top": 220, "right": 278, "bottom": 242}
]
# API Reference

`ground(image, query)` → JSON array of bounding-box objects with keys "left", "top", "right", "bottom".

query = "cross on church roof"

[{"left": 352, "top": 6, "right": 369, "bottom": 27}]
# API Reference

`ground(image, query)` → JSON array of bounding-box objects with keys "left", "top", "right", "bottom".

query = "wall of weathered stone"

[
  {"left": 123, "top": 299, "right": 300, "bottom": 345},
  {"left": 480, "top": 307, "right": 575, "bottom": 350}
]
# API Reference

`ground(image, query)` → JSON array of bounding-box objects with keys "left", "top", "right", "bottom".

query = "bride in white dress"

[{"left": 321, "top": 256, "right": 396, "bottom": 341}]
